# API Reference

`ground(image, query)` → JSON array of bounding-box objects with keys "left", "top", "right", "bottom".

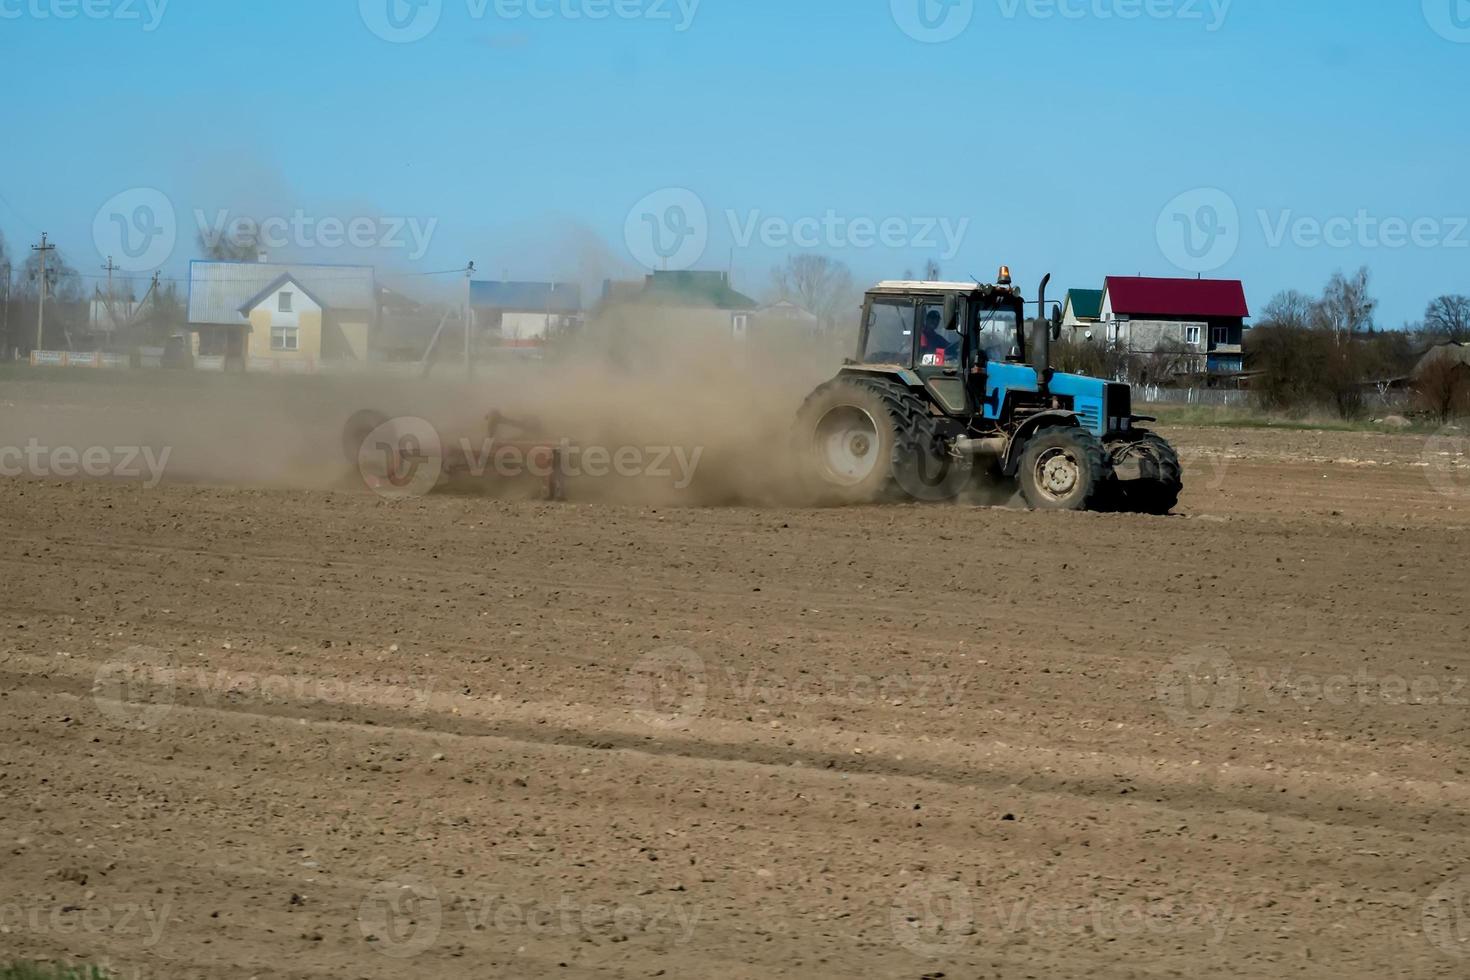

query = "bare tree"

[
  {"left": 923, "top": 260, "right": 941, "bottom": 283},
  {"left": 1415, "top": 354, "right": 1470, "bottom": 422},
  {"left": 18, "top": 247, "right": 82, "bottom": 303},
  {"left": 1312, "top": 267, "right": 1376, "bottom": 340},
  {"left": 770, "top": 254, "right": 859, "bottom": 332},
  {"left": 1258, "top": 289, "right": 1315, "bottom": 330},
  {"left": 1142, "top": 338, "right": 1195, "bottom": 385},
  {"left": 1424, "top": 295, "right": 1470, "bottom": 343},
  {"left": 197, "top": 225, "right": 262, "bottom": 262}
]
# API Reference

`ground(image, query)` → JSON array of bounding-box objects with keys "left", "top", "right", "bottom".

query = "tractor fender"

[
  {"left": 1001, "top": 410, "right": 1082, "bottom": 477},
  {"left": 836, "top": 365, "right": 924, "bottom": 388}
]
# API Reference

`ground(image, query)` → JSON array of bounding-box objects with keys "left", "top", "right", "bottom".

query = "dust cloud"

[{"left": 0, "top": 309, "right": 849, "bottom": 507}]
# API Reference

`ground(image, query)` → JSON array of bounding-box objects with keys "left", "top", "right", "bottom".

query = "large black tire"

[
  {"left": 794, "top": 377, "right": 968, "bottom": 505},
  {"left": 1017, "top": 426, "right": 1114, "bottom": 512},
  {"left": 342, "top": 409, "right": 390, "bottom": 466},
  {"left": 1112, "top": 432, "right": 1183, "bottom": 516}
]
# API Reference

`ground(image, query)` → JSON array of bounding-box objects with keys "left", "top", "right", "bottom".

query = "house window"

[
  {"left": 1184, "top": 325, "right": 1203, "bottom": 347},
  {"left": 1212, "top": 326, "right": 1228, "bottom": 347},
  {"left": 732, "top": 314, "right": 749, "bottom": 337},
  {"left": 279, "top": 291, "right": 293, "bottom": 313},
  {"left": 271, "top": 326, "right": 299, "bottom": 352}
]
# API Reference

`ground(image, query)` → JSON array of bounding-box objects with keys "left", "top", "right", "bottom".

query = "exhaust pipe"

[{"left": 1034, "top": 273, "right": 1052, "bottom": 394}]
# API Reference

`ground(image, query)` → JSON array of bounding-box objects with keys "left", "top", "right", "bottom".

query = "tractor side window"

[
  {"left": 862, "top": 301, "right": 914, "bottom": 364},
  {"left": 917, "top": 302, "right": 960, "bottom": 368}
]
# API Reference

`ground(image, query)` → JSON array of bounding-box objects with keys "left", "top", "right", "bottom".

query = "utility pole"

[
  {"left": 464, "top": 260, "right": 476, "bottom": 382},
  {"left": 32, "top": 233, "right": 55, "bottom": 353},
  {"left": 102, "top": 255, "right": 119, "bottom": 331},
  {"left": 1, "top": 260, "right": 10, "bottom": 359}
]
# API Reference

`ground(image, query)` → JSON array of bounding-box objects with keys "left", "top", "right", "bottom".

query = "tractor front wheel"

[
  {"left": 1109, "top": 433, "right": 1183, "bottom": 516},
  {"left": 1017, "top": 426, "right": 1113, "bottom": 512}
]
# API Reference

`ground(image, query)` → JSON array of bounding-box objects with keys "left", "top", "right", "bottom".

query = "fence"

[
  {"left": 29, "top": 350, "right": 132, "bottom": 369},
  {"left": 1137, "top": 385, "right": 1251, "bottom": 407}
]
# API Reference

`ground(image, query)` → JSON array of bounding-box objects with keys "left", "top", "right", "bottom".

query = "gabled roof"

[
  {"left": 640, "top": 271, "right": 757, "bottom": 311},
  {"left": 188, "top": 261, "right": 376, "bottom": 326},
  {"left": 470, "top": 280, "right": 582, "bottom": 314},
  {"left": 759, "top": 300, "right": 820, "bottom": 322},
  {"left": 237, "top": 272, "right": 327, "bottom": 315},
  {"left": 1104, "top": 276, "right": 1249, "bottom": 319},
  {"left": 1065, "top": 288, "right": 1103, "bottom": 320},
  {"left": 1415, "top": 342, "right": 1470, "bottom": 376}
]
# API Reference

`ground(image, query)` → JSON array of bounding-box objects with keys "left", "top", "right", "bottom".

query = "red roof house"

[{"left": 1097, "top": 276, "right": 1250, "bottom": 378}]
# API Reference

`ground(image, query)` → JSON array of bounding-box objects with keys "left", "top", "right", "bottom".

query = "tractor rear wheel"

[
  {"left": 1111, "top": 433, "right": 1183, "bottom": 516},
  {"left": 1017, "top": 426, "right": 1113, "bottom": 512},
  {"left": 795, "top": 378, "right": 966, "bottom": 505},
  {"left": 342, "top": 409, "right": 390, "bottom": 466}
]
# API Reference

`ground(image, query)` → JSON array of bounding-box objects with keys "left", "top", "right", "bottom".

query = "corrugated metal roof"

[
  {"left": 1065, "top": 288, "right": 1104, "bottom": 320},
  {"left": 188, "top": 261, "right": 377, "bottom": 325},
  {"left": 1104, "top": 276, "right": 1249, "bottom": 319},
  {"left": 470, "top": 280, "right": 582, "bottom": 313}
]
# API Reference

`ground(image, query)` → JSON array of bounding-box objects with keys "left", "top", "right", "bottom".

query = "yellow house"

[{"left": 187, "top": 261, "right": 377, "bottom": 371}]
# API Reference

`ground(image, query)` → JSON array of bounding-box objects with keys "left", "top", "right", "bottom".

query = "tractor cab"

[{"left": 855, "top": 269, "right": 1042, "bottom": 420}]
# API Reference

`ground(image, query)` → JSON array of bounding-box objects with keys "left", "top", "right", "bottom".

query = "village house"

[
  {"left": 470, "top": 280, "right": 582, "bottom": 348},
  {"left": 1096, "top": 276, "right": 1250, "bottom": 377},
  {"left": 598, "top": 270, "right": 760, "bottom": 337},
  {"left": 187, "top": 260, "right": 377, "bottom": 371},
  {"left": 1061, "top": 288, "right": 1103, "bottom": 335}
]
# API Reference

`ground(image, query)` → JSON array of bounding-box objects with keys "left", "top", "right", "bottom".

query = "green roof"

[
  {"left": 641, "top": 271, "right": 757, "bottom": 311},
  {"left": 1065, "top": 288, "right": 1103, "bottom": 320}
]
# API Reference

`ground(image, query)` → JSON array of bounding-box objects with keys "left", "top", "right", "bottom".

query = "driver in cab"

[{"left": 918, "top": 308, "right": 960, "bottom": 368}]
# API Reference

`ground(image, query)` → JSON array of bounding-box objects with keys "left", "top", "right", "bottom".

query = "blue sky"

[{"left": 0, "top": 0, "right": 1467, "bottom": 324}]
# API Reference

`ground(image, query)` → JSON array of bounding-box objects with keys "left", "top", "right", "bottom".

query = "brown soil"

[{"left": 1, "top": 386, "right": 1468, "bottom": 978}]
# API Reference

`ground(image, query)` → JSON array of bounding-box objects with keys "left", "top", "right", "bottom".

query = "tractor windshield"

[{"left": 974, "top": 304, "right": 1021, "bottom": 362}]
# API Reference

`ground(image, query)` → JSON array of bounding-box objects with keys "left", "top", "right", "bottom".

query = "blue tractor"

[{"left": 795, "top": 270, "right": 1182, "bottom": 513}]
